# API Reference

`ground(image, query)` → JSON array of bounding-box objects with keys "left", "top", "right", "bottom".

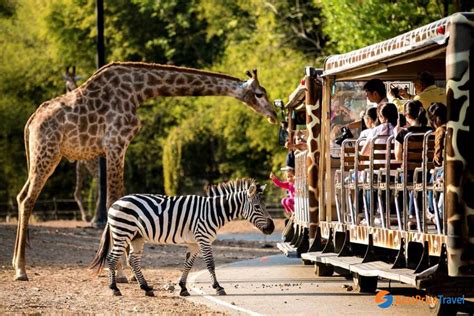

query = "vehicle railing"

[
  {"left": 413, "top": 131, "right": 436, "bottom": 233},
  {"left": 334, "top": 138, "right": 357, "bottom": 223},
  {"left": 294, "top": 150, "right": 309, "bottom": 227},
  {"left": 391, "top": 132, "right": 427, "bottom": 232}
]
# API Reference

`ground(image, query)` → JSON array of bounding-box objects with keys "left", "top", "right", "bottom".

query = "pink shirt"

[{"left": 272, "top": 177, "right": 295, "bottom": 199}]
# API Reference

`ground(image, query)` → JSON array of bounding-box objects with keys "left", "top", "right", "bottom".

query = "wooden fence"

[{"left": 0, "top": 200, "right": 286, "bottom": 222}]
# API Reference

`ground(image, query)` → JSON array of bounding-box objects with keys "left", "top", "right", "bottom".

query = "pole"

[
  {"left": 94, "top": 0, "right": 107, "bottom": 228},
  {"left": 304, "top": 66, "right": 321, "bottom": 239}
]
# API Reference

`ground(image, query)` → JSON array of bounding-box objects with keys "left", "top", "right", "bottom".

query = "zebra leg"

[
  {"left": 128, "top": 238, "right": 154, "bottom": 297},
  {"left": 115, "top": 250, "right": 129, "bottom": 283},
  {"left": 199, "top": 242, "right": 226, "bottom": 295},
  {"left": 179, "top": 244, "right": 199, "bottom": 296},
  {"left": 106, "top": 245, "right": 127, "bottom": 296}
]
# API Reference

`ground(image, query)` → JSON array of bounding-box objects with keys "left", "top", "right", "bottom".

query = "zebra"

[{"left": 90, "top": 178, "right": 274, "bottom": 297}]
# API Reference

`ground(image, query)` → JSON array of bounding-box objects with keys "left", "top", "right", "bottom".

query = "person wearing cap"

[
  {"left": 269, "top": 167, "right": 295, "bottom": 216},
  {"left": 400, "top": 71, "right": 446, "bottom": 109}
]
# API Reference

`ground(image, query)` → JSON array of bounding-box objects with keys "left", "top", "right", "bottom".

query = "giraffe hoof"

[
  {"left": 180, "top": 290, "right": 190, "bottom": 297},
  {"left": 145, "top": 290, "right": 155, "bottom": 297},
  {"left": 216, "top": 289, "right": 227, "bottom": 296},
  {"left": 14, "top": 272, "right": 29, "bottom": 281},
  {"left": 112, "top": 289, "right": 122, "bottom": 296},
  {"left": 115, "top": 276, "right": 129, "bottom": 284}
]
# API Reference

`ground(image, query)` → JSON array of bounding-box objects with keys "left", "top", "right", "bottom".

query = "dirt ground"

[{"left": 0, "top": 219, "right": 284, "bottom": 315}]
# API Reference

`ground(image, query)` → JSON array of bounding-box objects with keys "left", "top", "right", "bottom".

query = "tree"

[{"left": 318, "top": 0, "right": 473, "bottom": 54}]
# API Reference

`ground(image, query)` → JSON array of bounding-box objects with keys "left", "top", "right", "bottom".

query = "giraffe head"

[
  {"left": 240, "top": 69, "right": 278, "bottom": 124},
  {"left": 63, "top": 66, "right": 78, "bottom": 93}
]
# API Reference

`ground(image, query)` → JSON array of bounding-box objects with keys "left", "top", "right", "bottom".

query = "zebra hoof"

[
  {"left": 216, "top": 288, "right": 227, "bottom": 296},
  {"left": 145, "top": 290, "right": 155, "bottom": 297},
  {"left": 112, "top": 289, "right": 122, "bottom": 296},
  {"left": 115, "top": 276, "right": 129, "bottom": 284},
  {"left": 129, "top": 275, "right": 137, "bottom": 282},
  {"left": 180, "top": 290, "right": 190, "bottom": 297}
]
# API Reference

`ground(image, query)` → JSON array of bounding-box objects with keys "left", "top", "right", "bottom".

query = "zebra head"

[{"left": 243, "top": 183, "right": 274, "bottom": 235}]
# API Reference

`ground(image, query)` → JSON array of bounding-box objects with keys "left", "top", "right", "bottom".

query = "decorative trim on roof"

[{"left": 323, "top": 16, "right": 452, "bottom": 76}]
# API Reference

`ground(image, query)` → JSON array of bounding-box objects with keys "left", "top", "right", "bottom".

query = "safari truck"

[{"left": 275, "top": 12, "right": 473, "bottom": 314}]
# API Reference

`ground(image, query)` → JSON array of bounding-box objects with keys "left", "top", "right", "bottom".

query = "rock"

[{"left": 163, "top": 283, "right": 175, "bottom": 292}]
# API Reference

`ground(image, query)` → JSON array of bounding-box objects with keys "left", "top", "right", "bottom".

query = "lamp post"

[{"left": 93, "top": 0, "right": 107, "bottom": 228}]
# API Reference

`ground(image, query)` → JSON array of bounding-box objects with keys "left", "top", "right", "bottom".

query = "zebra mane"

[{"left": 206, "top": 178, "right": 257, "bottom": 197}]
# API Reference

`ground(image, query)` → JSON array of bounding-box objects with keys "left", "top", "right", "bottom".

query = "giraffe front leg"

[
  {"left": 128, "top": 238, "right": 154, "bottom": 297},
  {"left": 199, "top": 242, "right": 226, "bottom": 296},
  {"left": 104, "top": 148, "right": 129, "bottom": 282},
  {"left": 179, "top": 244, "right": 199, "bottom": 296},
  {"left": 14, "top": 152, "right": 61, "bottom": 281}
]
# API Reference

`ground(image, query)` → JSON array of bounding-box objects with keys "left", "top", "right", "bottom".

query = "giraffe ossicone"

[{"left": 13, "top": 62, "right": 277, "bottom": 281}]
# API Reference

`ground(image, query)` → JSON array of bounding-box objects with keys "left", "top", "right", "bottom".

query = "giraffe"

[
  {"left": 13, "top": 61, "right": 278, "bottom": 281},
  {"left": 63, "top": 66, "right": 99, "bottom": 223}
]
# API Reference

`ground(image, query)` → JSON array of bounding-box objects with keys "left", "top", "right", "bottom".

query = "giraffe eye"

[{"left": 255, "top": 93, "right": 263, "bottom": 98}]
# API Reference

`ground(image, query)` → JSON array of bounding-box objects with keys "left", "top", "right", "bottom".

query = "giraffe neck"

[{"left": 81, "top": 62, "right": 247, "bottom": 106}]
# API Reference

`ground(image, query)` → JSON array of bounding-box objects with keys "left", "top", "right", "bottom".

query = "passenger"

[
  {"left": 270, "top": 168, "right": 295, "bottom": 216},
  {"left": 400, "top": 71, "right": 446, "bottom": 110},
  {"left": 285, "top": 130, "right": 308, "bottom": 152},
  {"left": 344, "top": 79, "right": 387, "bottom": 131},
  {"left": 427, "top": 102, "right": 447, "bottom": 220},
  {"left": 388, "top": 85, "right": 405, "bottom": 113},
  {"left": 359, "top": 107, "right": 378, "bottom": 139},
  {"left": 394, "top": 100, "right": 432, "bottom": 221},
  {"left": 398, "top": 113, "right": 407, "bottom": 129},
  {"left": 358, "top": 103, "right": 397, "bottom": 226},
  {"left": 360, "top": 102, "right": 398, "bottom": 156},
  {"left": 394, "top": 100, "right": 432, "bottom": 161},
  {"left": 364, "top": 79, "right": 388, "bottom": 118}
]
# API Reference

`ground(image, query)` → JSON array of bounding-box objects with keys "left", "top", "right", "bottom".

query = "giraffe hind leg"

[{"left": 13, "top": 179, "right": 30, "bottom": 268}]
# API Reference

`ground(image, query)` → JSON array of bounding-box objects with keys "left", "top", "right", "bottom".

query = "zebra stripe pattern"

[{"left": 90, "top": 178, "right": 274, "bottom": 297}]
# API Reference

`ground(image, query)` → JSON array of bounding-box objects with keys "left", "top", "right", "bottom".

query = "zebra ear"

[{"left": 248, "top": 184, "right": 257, "bottom": 197}]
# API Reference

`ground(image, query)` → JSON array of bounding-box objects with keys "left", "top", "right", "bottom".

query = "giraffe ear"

[{"left": 245, "top": 70, "right": 252, "bottom": 79}]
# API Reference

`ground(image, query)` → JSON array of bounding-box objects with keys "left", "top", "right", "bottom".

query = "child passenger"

[{"left": 269, "top": 167, "right": 295, "bottom": 216}]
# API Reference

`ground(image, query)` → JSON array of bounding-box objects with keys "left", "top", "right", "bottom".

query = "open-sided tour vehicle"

[{"left": 275, "top": 12, "right": 474, "bottom": 314}]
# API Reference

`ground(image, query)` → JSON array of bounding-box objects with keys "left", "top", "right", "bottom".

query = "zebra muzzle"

[{"left": 262, "top": 218, "right": 275, "bottom": 235}]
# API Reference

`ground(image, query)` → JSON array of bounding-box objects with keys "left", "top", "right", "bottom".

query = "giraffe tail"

[
  {"left": 89, "top": 224, "right": 111, "bottom": 275},
  {"left": 23, "top": 111, "right": 36, "bottom": 173}
]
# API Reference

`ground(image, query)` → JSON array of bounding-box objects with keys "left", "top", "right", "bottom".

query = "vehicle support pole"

[
  {"left": 445, "top": 13, "right": 474, "bottom": 276},
  {"left": 305, "top": 67, "right": 322, "bottom": 239}
]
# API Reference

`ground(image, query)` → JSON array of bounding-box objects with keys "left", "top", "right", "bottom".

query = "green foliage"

[
  {"left": 0, "top": 0, "right": 468, "bottom": 209},
  {"left": 318, "top": 0, "right": 450, "bottom": 54}
]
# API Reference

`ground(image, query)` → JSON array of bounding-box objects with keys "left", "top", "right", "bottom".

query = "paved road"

[{"left": 186, "top": 255, "right": 435, "bottom": 315}]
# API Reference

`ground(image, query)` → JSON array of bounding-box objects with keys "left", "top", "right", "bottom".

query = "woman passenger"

[
  {"left": 427, "top": 102, "right": 447, "bottom": 221},
  {"left": 394, "top": 100, "right": 432, "bottom": 161}
]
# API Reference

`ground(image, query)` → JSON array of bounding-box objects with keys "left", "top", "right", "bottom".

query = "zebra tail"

[{"left": 89, "top": 224, "right": 111, "bottom": 275}]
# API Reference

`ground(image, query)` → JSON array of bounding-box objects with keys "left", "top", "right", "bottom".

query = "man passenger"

[{"left": 400, "top": 71, "right": 446, "bottom": 109}]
